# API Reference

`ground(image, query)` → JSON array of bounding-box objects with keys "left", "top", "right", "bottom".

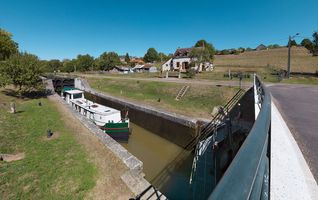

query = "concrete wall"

[
  {"left": 161, "top": 58, "right": 172, "bottom": 71},
  {"left": 172, "top": 57, "right": 191, "bottom": 72},
  {"left": 79, "top": 78, "right": 201, "bottom": 148},
  {"left": 49, "top": 76, "right": 201, "bottom": 149}
]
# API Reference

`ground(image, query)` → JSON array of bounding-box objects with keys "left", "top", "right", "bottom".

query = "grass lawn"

[
  {"left": 87, "top": 78, "right": 239, "bottom": 119},
  {"left": 0, "top": 90, "right": 96, "bottom": 199}
]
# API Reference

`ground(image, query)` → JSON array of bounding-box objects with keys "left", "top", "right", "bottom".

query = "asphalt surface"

[{"left": 268, "top": 84, "right": 318, "bottom": 183}]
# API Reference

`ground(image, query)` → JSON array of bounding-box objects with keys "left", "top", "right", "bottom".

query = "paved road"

[{"left": 268, "top": 84, "right": 318, "bottom": 183}]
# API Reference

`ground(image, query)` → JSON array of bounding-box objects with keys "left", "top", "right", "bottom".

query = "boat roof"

[
  {"left": 70, "top": 98, "right": 120, "bottom": 116},
  {"left": 64, "top": 89, "right": 84, "bottom": 94}
]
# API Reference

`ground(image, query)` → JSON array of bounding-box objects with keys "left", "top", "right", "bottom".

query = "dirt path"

[
  {"left": 48, "top": 95, "right": 133, "bottom": 200},
  {"left": 79, "top": 73, "right": 252, "bottom": 88}
]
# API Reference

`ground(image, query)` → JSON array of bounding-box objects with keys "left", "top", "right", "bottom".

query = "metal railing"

[
  {"left": 186, "top": 88, "right": 245, "bottom": 150},
  {"left": 130, "top": 184, "right": 163, "bottom": 200},
  {"left": 208, "top": 75, "right": 270, "bottom": 200}
]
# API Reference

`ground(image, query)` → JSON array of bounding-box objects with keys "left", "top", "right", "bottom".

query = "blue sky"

[{"left": 1, "top": 0, "right": 317, "bottom": 60}]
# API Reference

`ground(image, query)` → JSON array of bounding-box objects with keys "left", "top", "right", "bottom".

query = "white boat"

[{"left": 62, "top": 88, "right": 130, "bottom": 142}]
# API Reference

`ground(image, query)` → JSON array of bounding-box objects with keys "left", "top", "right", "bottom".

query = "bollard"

[{"left": 47, "top": 129, "right": 53, "bottom": 138}]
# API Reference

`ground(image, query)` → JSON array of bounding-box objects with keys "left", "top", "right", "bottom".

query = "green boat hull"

[{"left": 102, "top": 122, "right": 130, "bottom": 142}]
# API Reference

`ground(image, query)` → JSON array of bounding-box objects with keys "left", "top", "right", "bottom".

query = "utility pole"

[
  {"left": 287, "top": 33, "right": 299, "bottom": 78},
  {"left": 287, "top": 35, "right": 291, "bottom": 78}
]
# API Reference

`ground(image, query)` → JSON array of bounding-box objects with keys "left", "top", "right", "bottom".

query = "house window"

[
  {"left": 184, "top": 62, "right": 189, "bottom": 69},
  {"left": 166, "top": 64, "right": 168, "bottom": 67},
  {"left": 176, "top": 62, "right": 180, "bottom": 68}
]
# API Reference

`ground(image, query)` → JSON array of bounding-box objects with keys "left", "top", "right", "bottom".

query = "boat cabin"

[{"left": 63, "top": 89, "right": 84, "bottom": 104}]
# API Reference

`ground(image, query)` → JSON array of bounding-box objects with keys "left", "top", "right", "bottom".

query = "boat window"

[
  {"left": 91, "top": 105, "right": 98, "bottom": 108},
  {"left": 104, "top": 110, "right": 110, "bottom": 112},
  {"left": 73, "top": 93, "right": 83, "bottom": 99}
]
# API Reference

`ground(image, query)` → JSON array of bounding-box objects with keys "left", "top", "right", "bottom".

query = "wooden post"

[{"left": 10, "top": 102, "right": 16, "bottom": 114}]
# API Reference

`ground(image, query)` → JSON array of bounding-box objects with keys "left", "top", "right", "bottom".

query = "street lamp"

[{"left": 287, "top": 33, "right": 300, "bottom": 78}]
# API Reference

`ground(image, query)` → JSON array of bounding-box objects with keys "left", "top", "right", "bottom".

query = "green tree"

[
  {"left": 313, "top": 31, "right": 318, "bottom": 56},
  {"left": 158, "top": 52, "right": 170, "bottom": 62},
  {"left": 268, "top": 44, "right": 281, "bottom": 49},
  {"left": 288, "top": 39, "right": 297, "bottom": 47},
  {"left": 194, "top": 39, "right": 216, "bottom": 61},
  {"left": 61, "top": 59, "right": 76, "bottom": 73},
  {"left": 237, "top": 47, "right": 245, "bottom": 53},
  {"left": 38, "top": 60, "right": 50, "bottom": 73},
  {"left": 96, "top": 52, "right": 121, "bottom": 70},
  {"left": 75, "top": 54, "right": 94, "bottom": 71},
  {"left": 0, "top": 52, "right": 42, "bottom": 92},
  {"left": 143, "top": 48, "right": 159, "bottom": 63},
  {"left": 48, "top": 59, "right": 62, "bottom": 72},
  {"left": 189, "top": 47, "right": 211, "bottom": 62},
  {"left": 125, "top": 53, "right": 130, "bottom": 64},
  {"left": 300, "top": 39, "right": 313, "bottom": 52},
  {"left": 189, "top": 46, "right": 211, "bottom": 73},
  {"left": 0, "top": 28, "right": 18, "bottom": 60},
  {"left": 220, "top": 49, "right": 230, "bottom": 55}
]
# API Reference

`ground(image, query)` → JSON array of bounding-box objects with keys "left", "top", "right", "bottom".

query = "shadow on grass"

[
  {"left": 15, "top": 110, "right": 25, "bottom": 114},
  {"left": 1, "top": 88, "right": 51, "bottom": 100}
]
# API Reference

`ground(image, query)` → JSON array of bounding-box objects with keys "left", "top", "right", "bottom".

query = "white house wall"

[
  {"left": 161, "top": 57, "right": 213, "bottom": 72},
  {"left": 161, "top": 58, "right": 172, "bottom": 71},
  {"left": 172, "top": 57, "right": 191, "bottom": 71}
]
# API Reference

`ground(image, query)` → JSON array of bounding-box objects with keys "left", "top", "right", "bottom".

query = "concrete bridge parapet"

[{"left": 270, "top": 102, "right": 318, "bottom": 200}]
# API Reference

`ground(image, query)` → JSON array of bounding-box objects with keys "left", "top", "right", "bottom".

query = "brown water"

[{"left": 121, "top": 122, "right": 184, "bottom": 181}]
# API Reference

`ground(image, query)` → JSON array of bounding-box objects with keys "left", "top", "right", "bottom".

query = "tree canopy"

[
  {"left": 143, "top": 48, "right": 159, "bottom": 63},
  {"left": 267, "top": 44, "right": 281, "bottom": 49},
  {"left": 194, "top": 39, "right": 216, "bottom": 60},
  {"left": 75, "top": 54, "right": 94, "bottom": 71},
  {"left": 158, "top": 52, "right": 170, "bottom": 62},
  {"left": 48, "top": 59, "right": 62, "bottom": 72},
  {"left": 0, "top": 52, "right": 42, "bottom": 91},
  {"left": 300, "top": 39, "right": 313, "bottom": 52},
  {"left": 125, "top": 53, "right": 130, "bottom": 64},
  {"left": 189, "top": 47, "right": 211, "bottom": 63},
  {"left": 61, "top": 59, "right": 76, "bottom": 73},
  {"left": 0, "top": 29, "right": 18, "bottom": 60},
  {"left": 95, "top": 52, "right": 121, "bottom": 70}
]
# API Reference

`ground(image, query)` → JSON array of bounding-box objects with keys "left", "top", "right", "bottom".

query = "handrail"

[
  {"left": 185, "top": 89, "right": 245, "bottom": 150},
  {"left": 208, "top": 75, "right": 270, "bottom": 200},
  {"left": 130, "top": 184, "right": 161, "bottom": 200}
]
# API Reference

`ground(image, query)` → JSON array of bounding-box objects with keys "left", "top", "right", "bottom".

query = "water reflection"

[
  {"left": 121, "top": 122, "right": 184, "bottom": 180},
  {"left": 121, "top": 122, "right": 194, "bottom": 199}
]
